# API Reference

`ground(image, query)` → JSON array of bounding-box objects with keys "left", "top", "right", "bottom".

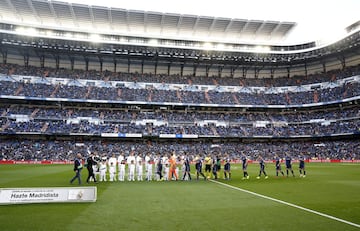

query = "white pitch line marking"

[{"left": 210, "top": 179, "right": 360, "bottom": 229}]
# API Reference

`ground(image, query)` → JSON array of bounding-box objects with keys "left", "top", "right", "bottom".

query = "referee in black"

[{"left": 86, "top": 153, "right": 97, "bottom": 183}]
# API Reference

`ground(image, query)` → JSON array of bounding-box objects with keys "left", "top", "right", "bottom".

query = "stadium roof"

[
  {"left": 0, "top": 0, "right": 295, "bottom": 44},
  {"left": 0, "top": 0, "right": 295, "bottom": 41},
  {"left": 0, "top": 0, "right": 358, "bottom": 46}
]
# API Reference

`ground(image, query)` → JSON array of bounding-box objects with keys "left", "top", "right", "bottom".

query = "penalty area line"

[{"left": 210, "top": 179, "right": 360, "bottom": 229}]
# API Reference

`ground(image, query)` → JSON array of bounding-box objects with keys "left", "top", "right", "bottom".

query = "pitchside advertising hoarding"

[{"left": 0, "top": 187, "right": 97, "bottom": 205}]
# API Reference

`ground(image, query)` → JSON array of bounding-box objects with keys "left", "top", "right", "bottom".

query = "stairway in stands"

[
  {"left": 14, "top": 85, "right": 23, "bottom": 96},
  {"left": 204, "top": 91, "right": 211, "bottom": 103},
  {"left": 30, "top": 108, "right": 40, "bottom": 118},
  {"left": 41, "top": 122, "right": 49, "bottom": 132},
  {"left": 232, "top": 93, "right": 240, "bottom": 104},
  {"left": 210, "top": 124, "right": 219, "bottom": 136},
  {"left": 85, "top": 86, "right": 92, "bottom": 98},
  {"left": 50, "top": 84, "right": 59, "bottom": 97}
]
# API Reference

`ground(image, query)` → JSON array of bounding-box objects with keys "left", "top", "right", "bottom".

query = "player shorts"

[
  {"left": 205, "top": 164, "right": 212, "bottom": 172},
  {"left": 224, "top": 164, "right": 230, "bottom": 171}
]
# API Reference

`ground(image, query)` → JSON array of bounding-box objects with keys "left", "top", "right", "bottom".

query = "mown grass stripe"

[{"left": 210, "top": 179, "right": 360, "bottom": 228}]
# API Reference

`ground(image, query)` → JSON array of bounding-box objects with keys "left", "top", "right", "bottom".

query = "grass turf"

[{"left": 0, "top": 163, "right": 359, "bottom": 231}]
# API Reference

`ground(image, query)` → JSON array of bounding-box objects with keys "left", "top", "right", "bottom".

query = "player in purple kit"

[
  {"left": 223, "top": 158, "right": 231, "bottom": 180},
  {"left": 182, "top": 155, "right": 191, "bottom": 181},
  {"left": 285, "top": 153, "right": 295, "bottom": 177},
  {"left": 195, "top": 157, "right": 206, "bottom": 180},
  {"left": 256, "top": 155, "right": 268, "bottom": 179},
  {"left": 299, "top": 155, "right": 306, "bottom": 177},
  {"left": 274, "top": 154, "right": 285, "bottom": 177},
  {"left": 241, "top": 155, "right": 250, "bottom": 180}
]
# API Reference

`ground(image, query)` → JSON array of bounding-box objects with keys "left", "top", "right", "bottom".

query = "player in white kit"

[
  {"left": 127, "top": 151, "right": 136, "bottom": 181},
  {"left": 128, "top": 159, "right": 135, "bottom": 181},
  {"left": 118, "top": 159, "right": 126, "bottom": 181},
  {"left": 137, "top": 160, "right": 143, "bottom": 181},
  {"left": 108, "top": 154, "right": 117, "bottom": 181},
  {"left": 117, "top": 152, "right": 125, "bottom": 181},
  {"left": 109, "top": 162, "right": 116, "bottom": 181},
  {"left": 146, "top": 159, "right": 153, "bottom": 181},
  {"left": 144, "top": 153, "right": 151, "bottom": 180},
  {"left": 99, "top": 157, "right": 107, "bottom": 182},
  {"left": 164, "top": 159, "right": 170, "bottom": 181}
]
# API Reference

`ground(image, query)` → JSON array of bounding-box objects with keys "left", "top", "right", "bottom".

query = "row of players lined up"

[{"left": 69, "top": 151, "right": 306, "bottom": 185}]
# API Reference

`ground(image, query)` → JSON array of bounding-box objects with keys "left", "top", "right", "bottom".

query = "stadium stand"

[{"left": 0, "top": 1, "right": 359, "bottom": 162}]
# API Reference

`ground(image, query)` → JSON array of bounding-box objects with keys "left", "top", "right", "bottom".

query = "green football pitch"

[{"left": 0, "top": 163, "right": 359, "bottom": 231}]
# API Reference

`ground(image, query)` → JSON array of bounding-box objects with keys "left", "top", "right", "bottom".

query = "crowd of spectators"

[
  {"left": 1, "top": 78, "right": 360, "bottom": 106},
  {"left": 0, "top": 139, "right": 358, "bottom": 161},
  {"left": 1, "top": 64, "right": 359, "bottom": 163},
  {"left": 2, "top": 104, "right": 359, "bottom": 123},
  {"left": 1, "top": 63, "right": 359, "bottom": 87},
  {"left": 1, "top": 105, "right": 359, "bottom": 137},
  {"left": 3, "top": 119, "right": 358, "bottom": 137}
]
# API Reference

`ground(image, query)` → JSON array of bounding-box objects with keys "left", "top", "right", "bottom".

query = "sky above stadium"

[{"left": 60, "top": 0, "right": 360, "bottom": 44}]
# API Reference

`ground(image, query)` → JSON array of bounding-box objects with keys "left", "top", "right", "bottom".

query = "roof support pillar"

[
  {"left": 242, "top": 66, "right": 247, "bottom": 78},
  {"left": 167, "top": 62, "right": 171, "bottom": 76},
  {"left": 218, "top": 65, "right": 224, "bottom": 78},
  {"left": 270, "top": 67, "right": 275, "bottom": 78},
  {"left": 99, "top": 57, "right": 103, "bottom": 72},
  {"left": 322, "top": 61, "right": 326, "bottom": 73},
  {"left": 54, "top": 55, "right": 60, "bottom": 70},
  {"left": 113, "top": 59, "right": 117, "bottom": 72},
  {"left": 70, "top": 57, "right": 75, "bottom": 71},
  {"left": 1, "top": 49, "right": 7, "bottom": 64},
  {"left": 338, "top": 56, "right": 346, "bottom": 70},
  {"left": 193, "top": 63, "right": 198, "bottom": 77},
  {"left": 141, "top": 59, "right": 144, "bottom": 74},
  {"left": 127, "top": 58, "right": 130, "bottom": 73},
  {"left": 230, "top": 66, "right": 237, "bottom": 78},
  {"left": 23, "top": 53, "right": 29, "bottom": 68},
  {"left": 287, "top": 66, "right": 291, "bottom": 78},
  {"left": 40, "top": 54, "right": 45, "bottom": 68},
  {"left": 84, "top": 57, "right": 89, "bottom": 71},
  {"left": 206, "top": 64, "right": 211, "bottom": 77}
]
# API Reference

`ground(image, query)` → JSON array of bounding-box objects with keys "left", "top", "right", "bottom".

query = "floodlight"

[
  {"left": 216, "top": 43, "right": 225, "bottom": 50},
  {"left": 120, "top": 37, "right": 127, "bottom": 43},
  {"left": 148, "top": 39, "right": 158, "bottom": 46},
  {"left": 89, "top": 34, "right": 101, "bottom": 43},
  {"left": 64, "top": 32, "right": 73, "bottom": 38},
  {"left": 254, "top": 45, "right": 271, "bottom": 53},
  {"left": 203, "top": 42, "right": 213, "bottom": 50},
  {"left": 15, "top": 27, "right": 38, "bottom": 37}
]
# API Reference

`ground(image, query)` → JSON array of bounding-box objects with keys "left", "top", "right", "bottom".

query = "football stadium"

[{"left": 0, "top": 0, "right": 359, "bottom": 230}]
